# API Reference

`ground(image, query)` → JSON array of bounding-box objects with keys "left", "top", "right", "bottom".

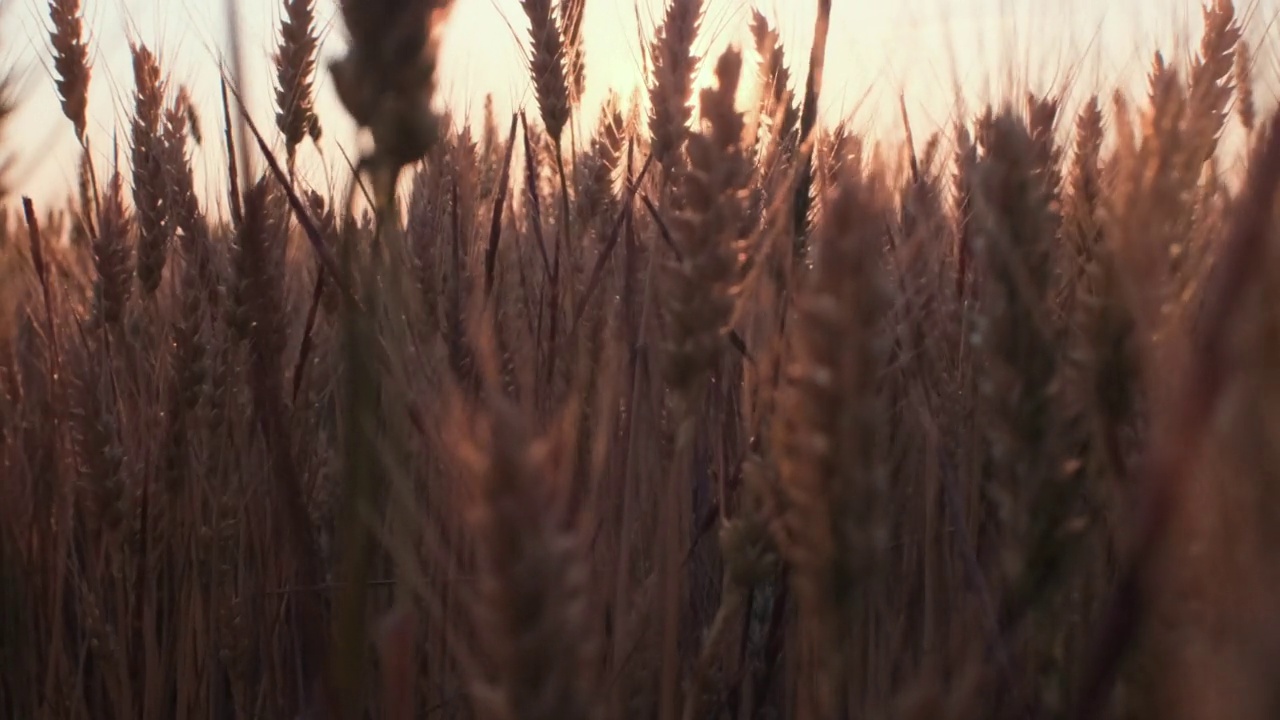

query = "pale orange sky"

[{"left": 1, "top": 0, "right": 1275, "bottom": 210}]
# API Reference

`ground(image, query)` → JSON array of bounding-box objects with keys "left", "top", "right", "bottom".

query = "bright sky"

[{"left": 1, "top": 0, "right": 1277, "bottom": 210}]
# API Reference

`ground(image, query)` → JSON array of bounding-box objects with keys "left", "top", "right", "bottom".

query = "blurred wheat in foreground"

[{"left": 4, "top": 0, "right": 1280, "bottom": 718}]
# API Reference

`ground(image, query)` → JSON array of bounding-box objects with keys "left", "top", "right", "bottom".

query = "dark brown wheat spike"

[
  {"left": 663, "top": 47, "right": 751, "bottom": 414},
  {"left": 577, "top": 93, "right": 625, "bottom": 221},
  {"left": 1026, "top": 93, "right": 1062, "bottom": 209},
  {"left": 231, "top": 179, "right": 288, "bottom": 370},
  {"left": 160, "top": 95, "right": 211, "bottom": 491},
  {"left": 163, "top": 89, "right": 204, "bottom": 237},
  {"left": 1064, "top": 96, "right": 1105, "bottom": 264},
  {"left": 68, "top": 344, "right": 127, "bottom": 535},
  {"left": 972, "top": 113, "right": 1082, "bottom": 662},
  {"left": 92, "top": 172, "right": 133, "bottom": 327},
  {"left": 47, "top": 0, "right": 90, "bottom": 141},
  {"left": 332, "top": 0, "right": 455, "bottom": 198},
  {"left": 648, "top": 0, "right": 703, "bottom": 174},
  {"left": 162, "top": 86, "right": 219, "bottom": 304},
  {"left": 161, "top": 238, "right": 209, "bottom": 492},
  {"left": 750, "top": 10, "right": 799, "bottom": 146},
  {"left": 129, "top": 43, "right": 170, "bottom": 296},
  {"left": 772, "top": 168, "right": 890, "bottom": 718},
  {"left": 521, "top": 0, "right": 571, "bottom": 144},
  {"left": 461, "top": 396, "right": 597, "bottom": 720},
  {"left": 233, "top": 181, "right": 325, "bottom": 681},
  {"left": 275, "top": 0, "right": 321, "bottom": 167},
  {"left": 793, "top": 0, "right": 832, "bottom": 245},
  {"left": 973, "top": 110, "right": 1059, "bottom": 466}
]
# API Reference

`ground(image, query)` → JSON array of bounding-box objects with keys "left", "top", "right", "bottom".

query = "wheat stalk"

[
  {"left": 129, "top": 43, "right": 169, "bottom": 296},
  {"left": 333, "top": 0, "right": 455, "bottom": 200},
  {"left": 648, "top": 0, "right": 703, "bottom": 173},
  {"left": 461, "top": 397, "right": 598, "bottom": 720},
  {"left": 47, "top": 0, "right": 90, "bottom": 142},
  {"left": 560, "top": 0, "right": 586, "bottom": 108},
  {"left": 1187, "top": 0, "right": 1241, "bottom": 163},
  {"left": 275, "top": 0, "right": 321, "bottom": 167},
  {"left": 750, "top": 10, "right": 799, "bottom": 146},
  {"left": 159, "top": 98, "right": 209, "bottom": 490},
  {"left": 663, "top": 47, "right": 751, "bottom": 418},
  {"left": 1234, "top": 39, "right": 1256, "bottom": 134},
  {"left": 92, "top": 171, "right": 133, "bottom": 327},
  {"left": 521, "top": 0, "right": 570, "bottom": 145},
  {"left": 576, "top": 93, "right": 625, "bottom": 223},
  {"left": 772, "top": 168, "right": 890, "bottom": 718}
]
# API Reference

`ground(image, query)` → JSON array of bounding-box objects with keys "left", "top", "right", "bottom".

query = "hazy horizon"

[{"left": 1, "top": 0, "right": 1275, "bottom": 211}]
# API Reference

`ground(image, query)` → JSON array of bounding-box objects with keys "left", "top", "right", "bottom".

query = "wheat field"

[{"left": 2, "top": 0, "right": 1280, "bottom": 718}]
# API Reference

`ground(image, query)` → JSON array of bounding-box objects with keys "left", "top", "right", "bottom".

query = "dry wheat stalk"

[
  {"left": 576, "top": 93, "right": 625, "bottom": 222},
  {"left": 68, "top": 342, "right": 126, "bottom": 534},
  {"left": 517, "top": 0, "right": 568, "bottom": 146},
  {"left": 1114, "top": 62, "right": 1200, "bottom": 337},
  {"left": 972, "top": 110, "right": 1059, "bottom": 472},
  {"left": 953, "top": 121, "right": 978, "bottom": 298},
  {"left": 817, "top": 122, "right": 858, "bottom": 196},
  {"left": 970, "top": 118, "right": 1092, "bottom": 700},
  {"left": 47, "top": 0, "right": 90, "bottom": 141},
  {"left": 275, "top": 0, "right": 321, "bottom": 166},
  {"left": 683, "top": 453, "right": 778, "bottom": 720},
  {"left": 1059, "top": 96, "right": 1108, "bottom": 336},
  {"left": 663, "top": 47, "right": 751, "bottom": 416},
  {"left": 1146, "top": 51, "right": 1177, "bottom": 112},
  {"left": 129, "top": 43, "right": 170, "bottom": 296},
  {"left": 1187, "top": 0, "right": 1240, "bottom": 163},
  {"left": 71, "top": 149, "right": 95, "bottom": 245},
  {"left": 792, "top": 0, "right": 832, "bottom": 244},
  {"left": 231, "top": 179, "right": 288, "bottom": 370},
  {"left": 333, "top": 0, "right": 455, "bottom": 198},
  {"left": 751, "top": 10, "right": 799, "bottom": 146},
  {"left": 648, "top": 0, "right": 703, "bottom": 173},
  {"left": 1235, "top": 39, "right": 1255, "bottom": 134},
  {"left": 92, "top": 172, "right": 133, "bottom": 327},
  {"left": 1157, "top": 111, "right": 1280, "bottom": 720},
  {"left": 162, "top": 89, "right": 200, "bottom": 230},
  {"left": 560, "top": 0, "right": 586, "bottom": 108},
  {"left": 772, "top": 167, "right": 890, "bottom": 718},
  {"left": 161, "top": 247, "right": 209, "bottom": 493},
  {"left": 656, "top": 53, "right": 752, "bottom": 719},
  {"left": 1026, "top": 93, "right": 1062, "bottom": 212},
  {"left": 1066, "top": 98, "right": 1104, "bottom": 235},
  {"left": 162, "top": 87, "right": 219, "bottom": 302},
  {"left": 461, "top": 397, "right": 597, "bottom": 720}
]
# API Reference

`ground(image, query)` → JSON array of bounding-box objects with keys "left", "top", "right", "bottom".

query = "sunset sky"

[{"left": 1, "top": 0, "right": 1275, "bottom": 209}]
